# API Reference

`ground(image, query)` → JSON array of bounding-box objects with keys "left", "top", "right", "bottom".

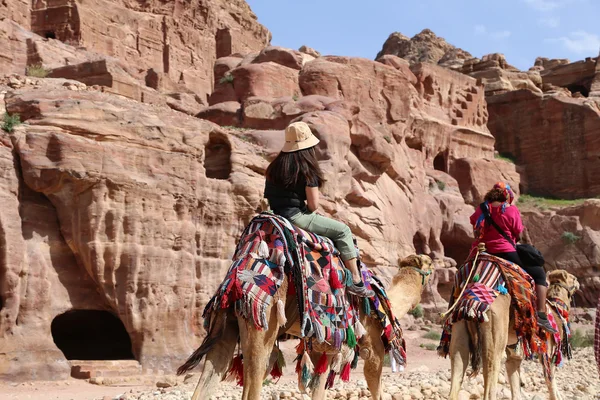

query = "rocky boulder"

[
  {"left": 461, "top": 54, "right": 542, "bottom": 96},
  {"left": 376, "top": 29, "right": 473, "bottom": 70}
]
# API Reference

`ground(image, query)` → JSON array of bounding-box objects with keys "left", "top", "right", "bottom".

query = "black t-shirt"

[{"left": 264, "top": 176, "right": 319, "bottom": 219}]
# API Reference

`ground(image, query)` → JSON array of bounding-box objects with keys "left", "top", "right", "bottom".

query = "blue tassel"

[
  {"left": 301, "top": 364, "right": 311, "bottom": 386},
  {"left": 363, "top": 298, "right": 371, "bottom": 315},
  {"left": 344, "top": 268, "right": 353, "bottom": 287}
]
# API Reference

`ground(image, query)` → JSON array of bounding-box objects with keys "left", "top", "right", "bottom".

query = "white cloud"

[
  {"left": 524, "top": 0, "right": 561, "bottom": 11},
  {"left": 524, "top": 0, "right": 587, "bottom": 12},
  {"left": 552, "top": 31, "right": 600, "bottom": 54},
  {"left": 538, "top": 16, "right": 560, "bottom": 28},
  {"left": 492, "top": 30, "right": 512, "bottom": 39},
  {"left": 475, "top": 25, "right": 511, "bottom": 40},
  {"left": 474, "top": 25, "right": 487, "bottom": 35}
]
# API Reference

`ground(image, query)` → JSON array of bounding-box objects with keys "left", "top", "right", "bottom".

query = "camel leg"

[
  {"left": 187, "top": 312, "right": 239, "bottom": 400},
  {"left": 449, "top": 321, "right": 470, "bottom": 400},
  {"left": 505, "top": 346, "right": 522, "bottom": 400},
  {"left": 362, "top": 321, "right": 385, "bottom": 400},
  {"left": 543, "top": 360, "right": 562, "bottom": 400},
  {"left": 482, "top": 298, "right": 510, "bottom": 400},
  {"left": 309, "top": 352, "right": 330, "bottom": 400},
  {"left": 239, "top": 305, "right": 280, "bottom": 400}
]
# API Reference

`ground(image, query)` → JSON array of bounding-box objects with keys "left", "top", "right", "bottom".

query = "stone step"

[{"left": 70, "top": 359, "right": 142, "bottom": 379}]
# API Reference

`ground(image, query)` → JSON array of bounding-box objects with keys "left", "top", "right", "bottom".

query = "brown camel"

[
  {"left": 181, "top": 254, "right": 435, "bottom": 400},
  {"left": 448, "top": 269, "right": 579, "bottom": 400}
]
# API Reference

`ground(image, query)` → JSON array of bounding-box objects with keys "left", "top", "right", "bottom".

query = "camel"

[
  {"left": 179, "top": 254, "right": 435, "bottom": 400},
  {"left": 448, "top": 268, "right": 579, "bottom": 400}
]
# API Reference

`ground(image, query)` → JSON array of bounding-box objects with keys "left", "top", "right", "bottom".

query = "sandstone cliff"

[
  {"left": 0, "top": 2, "right": 597, "bottom": 383},
  {"left": 378, "top": 30, "right": 600, "bottom": 309}
]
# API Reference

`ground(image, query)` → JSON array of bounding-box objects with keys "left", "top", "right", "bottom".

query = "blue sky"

[{"left": 245, "top": 0, "right": 600, "bottom": 70}]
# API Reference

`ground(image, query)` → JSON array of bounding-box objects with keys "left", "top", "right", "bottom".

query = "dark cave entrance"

[
  {"left": 413, "top": 232, "right": 428, "bottom": 255},
  {"left": 44, "top": 31, "right": 56, "bottom": 39},
  {"left": 51, "top": 310, "right": 134, "bottom": 360},
  {"left": 204, "top": 133, "right": 232, "bottom": 180},
  {"left": 566, "top": 84, "right": 589, "bottom": 97},
  {"left": 433, "top": 152, "right": 448, "bottom": 173}
]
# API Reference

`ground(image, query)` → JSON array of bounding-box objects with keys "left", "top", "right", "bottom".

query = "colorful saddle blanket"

[
  {"left": 545, "top": 298, "right": 572, "bottom": 375},
  {"left": 438, "top": 253, "right": 547, "bottom": 360},
  {"left": 203, "top": 212, "right": 406, "bottom": 370}
]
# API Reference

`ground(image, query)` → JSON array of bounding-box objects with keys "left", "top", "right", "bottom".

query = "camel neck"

[
  {"left": 387, "top": 268, "right": 425, "bottom": 319},
  {"left": 548, "top": 286, "right": 571, "bottom": 312}
]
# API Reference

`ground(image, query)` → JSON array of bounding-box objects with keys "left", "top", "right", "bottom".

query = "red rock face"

[
  {"left": 450, "top": 158, "right": 520, "bottom": 206},
  {"left": 7, "top": 0, "right": 270, "bottom": 102},
  {"left": 1, "top": 9, "right": 597, "bottom": 383},
  {"left": 523, "top": 201, "right": 600, "bottom": 306},
  {"left": 487, "top": 90, "right": 600, "bottom": 199},
  {"left": 1, "top": 81, "right": 268, "bottom": 380}
]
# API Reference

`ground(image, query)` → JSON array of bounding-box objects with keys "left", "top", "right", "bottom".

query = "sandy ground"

[{"left": 0, "top": 324, "right": 595, "bottom": 400}]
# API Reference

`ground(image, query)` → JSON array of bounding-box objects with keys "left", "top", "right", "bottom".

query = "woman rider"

[
  {"left": 264, "top": 122, "right": 374, "bottom": 297},
  {"left": 471, "top": 182, "right": 557, "bottom": 333}
]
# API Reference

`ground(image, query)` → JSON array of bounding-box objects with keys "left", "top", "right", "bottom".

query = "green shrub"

[
  {"left": 423, "top": 330, "right": 442, "bottom": 341},
  {"left": 219, "top": 73, "right": 234, "bottom": 85},
  {"left": 495, "top": 153, "right": 516, "bottom": 164},
  {"left": 436, "top": 180, "right": 446, "bottom": 191},
  {"left": 562, "top": 231, "right": 581, "bottom": 245},
  {"left": 1, "top": 113, "right": 21, "bottom": 132},
  {"left": 518, "top": 194, "right": 585, "bottom": 210},
  {"left": 571, "top": 329, "right": 593, "bottom": 348},
  {"left": 292, "top": 94, "right": 299, "bottom": 101},
  {"left": 383, "top": 135, "right": 392, "bottom": 143},
  {"left": 408, "top": 304, "right": 423, "bottom": 318},
  {"left": 26, "top": 63, "right": 49, "bottom": 78},
  {"left": 420, "top": 343, "right": 438, "bottom": 351}
]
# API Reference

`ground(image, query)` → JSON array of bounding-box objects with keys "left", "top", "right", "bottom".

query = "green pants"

[{"left": 289, "top": 212, "right": 357, "bottom": 261}]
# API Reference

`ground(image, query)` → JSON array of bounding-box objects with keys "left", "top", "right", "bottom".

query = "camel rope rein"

[{"left": 440, "top": 243, "right": 486, "bottom": 320}]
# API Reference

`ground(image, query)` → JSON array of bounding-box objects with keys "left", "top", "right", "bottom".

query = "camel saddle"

[
  {"left": 203, "top": 212, "right": 406, "bottom": 369},
  {"left": 438, "top": 253, "right": 548, "bottom": 360}
]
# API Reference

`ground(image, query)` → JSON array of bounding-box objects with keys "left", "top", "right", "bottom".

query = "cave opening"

[
  {"left": 413, "top": 232, "right": 427, "bottom": 255},
  {"left": 51, "top": 310, "right": 134, "bottom": 360},
  {"left": 44, "top": 31, "right": 56, "bottom": 39},
  {"left": 433, "top": 152, "right": 447, "bottom": 173},
  {"left": 566, "top": 84, "right": 589, "bottom": 97},
  {"left": 215, "top": 28, "right": 232, "bottom": 59},
  {"left": 204, "top": 133, "right": 232, "bottom": 180}
]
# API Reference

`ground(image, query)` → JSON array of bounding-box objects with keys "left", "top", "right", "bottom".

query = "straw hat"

[{"left": 281, "top": 122, "right": 320, "bottom": 153}]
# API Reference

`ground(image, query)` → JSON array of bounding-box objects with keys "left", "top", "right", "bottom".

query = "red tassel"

[
  {"left": 325, "top": 370, "right": 336, "bottom": 389},
  {"left": 340, "top": 363, "right": 351, "bottom": 382},
  {"left": 295, "top": 356, "right": 302, "bottom": 374},
  {"left": 232, "top": 278, "right": 243, "bottom": 301},
  {"left": 227, "top": 354, "right": 244, "bottom": 386},
  {"left": 330, "top": 268, "right": 343, "bottom": 290},
  {"left": 315, "top": 352, "right": 329, "bottom": 375},
  {"left": 220, "top": 293, "right": 229, "bottom": 308},
  {"left": 270, "top": 362, "right": 283, "bottom": 380},
  {"left": 295, "top": 341, "right": 305, "bottom": 355}
]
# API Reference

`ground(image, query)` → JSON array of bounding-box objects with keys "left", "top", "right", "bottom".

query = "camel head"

[
  {"left": 397, "top": 254, "right": 435, "bottom": 286},
  {"left": 547, "top": 269, "right": 580, "bottom": 303}
]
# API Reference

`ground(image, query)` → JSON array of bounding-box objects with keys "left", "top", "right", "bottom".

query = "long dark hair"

[{"left": 266, "top": 147, "right": 325, "bottom": 188}]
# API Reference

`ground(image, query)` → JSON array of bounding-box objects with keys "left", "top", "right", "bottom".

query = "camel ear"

[
  {"left": 548, "top": 270, "right": 569, "bottom": 285},
  {"left": 399, "top": 255, "right": 422, "bottom": 269},
  {"left": 568, "top": 273, "right": 580, "bottom": 291}
]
